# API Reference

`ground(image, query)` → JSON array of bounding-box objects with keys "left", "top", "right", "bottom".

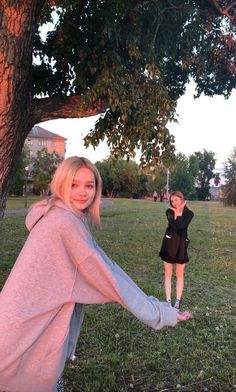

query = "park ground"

[{"left": 1, "top": 198, "right": 236, "bottom": 392}]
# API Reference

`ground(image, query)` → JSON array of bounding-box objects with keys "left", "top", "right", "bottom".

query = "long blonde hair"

[{"left": 37, "top": 156, "right": 102, "bottom": 226}]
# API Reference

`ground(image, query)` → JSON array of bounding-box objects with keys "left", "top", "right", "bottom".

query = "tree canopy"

[
  {"left": 1, "top": 0, "right": 236, "bottom": 215},
  {"left": 222, "top": 147, "right": 236, "bottom": 205},
  {"left": 96, "top": 158, "right": 144, "bottom": 198},
  {"left": 169, "top": 153, "right": 196, "bottom": 198},
  {"left": 35, "top": 0, "right": 236, "bottom": 165},
  {"left": 31, "top": 148, "right": 63, "bottom": 194},
  {"left": 189, "top": 149, "right": 220, "bottom": 200}
]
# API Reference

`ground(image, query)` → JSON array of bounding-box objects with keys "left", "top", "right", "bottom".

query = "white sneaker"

[{"left": 174, "top": 299, "right": 181, "bottom": 310}]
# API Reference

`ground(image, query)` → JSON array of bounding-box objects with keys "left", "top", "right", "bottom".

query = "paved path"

[
  {"left": 5, "top": 198, "right": 113, "bottom": 215},
  {"left": 101, "top": 198, "right": 113, "bottom": 208},
  {"left": 5, "top": 209, "right": 28, "bottom": 215}
]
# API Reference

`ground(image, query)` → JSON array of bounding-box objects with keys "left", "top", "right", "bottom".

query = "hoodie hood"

[
  {"left": 25, "top": 200, "right": 47, "bottom": 231},
  {"left": 25, "top": 199, "right": 86, "bottom": 231}
]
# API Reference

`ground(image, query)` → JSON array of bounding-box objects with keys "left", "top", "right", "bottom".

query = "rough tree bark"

[{"left": 0, "top": 1, "right": 103, "bottom": 220}]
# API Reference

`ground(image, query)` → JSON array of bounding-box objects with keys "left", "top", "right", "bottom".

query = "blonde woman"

[
  {"left": 0, "top": 158, "right": 192, "bottom": 392},
  {"left": 159, "top": 191, "right": 194, "bottom": 309}
]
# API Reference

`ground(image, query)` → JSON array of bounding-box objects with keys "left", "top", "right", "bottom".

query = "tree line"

[{"left": 11, "top": 147, "right": 236, "bottom": 205}]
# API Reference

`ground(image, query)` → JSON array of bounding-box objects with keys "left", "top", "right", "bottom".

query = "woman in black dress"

[{"left": 159, "top": 191, "right": 194, "bottom": 310}]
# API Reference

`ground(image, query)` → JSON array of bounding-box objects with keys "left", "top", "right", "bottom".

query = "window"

[{"left": 38, "top": 140, "right": 47, "bottom": 146}]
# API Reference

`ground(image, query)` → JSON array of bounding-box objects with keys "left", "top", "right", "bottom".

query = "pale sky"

[
  {"left": 168, "top": 82, "right": 235, "bottom": 169},
  {"left": 40, "top": 81, "right": 235, "bottom": 169}
]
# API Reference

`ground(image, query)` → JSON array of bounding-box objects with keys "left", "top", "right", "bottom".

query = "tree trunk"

[
  {"left": 0, "top": 1, "right": 44, "bottom": 219},
  {"left": 0, "top": 1, "right": 104, "bottom": 220}
]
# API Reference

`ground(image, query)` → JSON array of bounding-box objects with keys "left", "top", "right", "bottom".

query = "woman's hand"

[
  {"left": 170, "top": 206, "right": 180, "bottom": 220},
  {"left": 171, "top": 201, "right": 186, "bottom": 219},
  {"left": 177, "top": 310, "right": 193, "bottom": 322},
  {"left": 179, "top": 200, "right": 186, "bottom": 214}
]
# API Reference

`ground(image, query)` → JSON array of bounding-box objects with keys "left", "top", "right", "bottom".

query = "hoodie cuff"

[{"left": 161, "top": 301, "right": 179, "bottom": 327}]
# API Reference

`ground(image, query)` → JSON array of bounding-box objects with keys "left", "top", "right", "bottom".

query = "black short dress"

[{"left": 159, "top": 206, "right": 194, "bottom": 264}]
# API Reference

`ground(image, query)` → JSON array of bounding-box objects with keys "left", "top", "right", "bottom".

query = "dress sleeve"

[
  {"left": 167, "top": 209, "right": 194, "bottom": 230},
  {"left": 76, "top": 244, "right": 178, "bottom": 330}
]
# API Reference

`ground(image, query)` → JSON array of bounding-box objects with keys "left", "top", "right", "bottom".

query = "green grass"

[
  {"left": 1, "top": 199, "right": 236, "bottom": 392},
  {"left": 6, "top": 195, "right": 41, "bottom": 210}
]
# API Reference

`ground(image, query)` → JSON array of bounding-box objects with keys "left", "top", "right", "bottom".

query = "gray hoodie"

[{"left": 0, "top": 200, "right": 178, "bottom": 392}]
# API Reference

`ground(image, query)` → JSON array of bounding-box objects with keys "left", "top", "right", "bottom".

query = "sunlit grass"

[{"left": 1, "top": 199, "right": 235, "bottom": 391}]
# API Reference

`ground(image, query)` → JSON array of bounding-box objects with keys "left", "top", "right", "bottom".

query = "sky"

[{"left": 40, "top": 81, "right": 236, "bottom": 169}]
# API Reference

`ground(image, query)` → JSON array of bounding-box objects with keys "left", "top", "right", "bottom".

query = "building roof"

[{"left": 28, "top": 126, "right": 67, "bottom": 140}]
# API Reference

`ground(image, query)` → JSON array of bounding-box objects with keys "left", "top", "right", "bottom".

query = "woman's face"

[
  {"left": 170, "top": 195, "right": 184, "bottom": 209},
  {"left": 70, "top": 167, "right": 96, "bottom": 211}
]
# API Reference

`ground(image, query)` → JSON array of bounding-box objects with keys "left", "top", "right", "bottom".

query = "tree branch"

[
  {"left": 206, "top": 0, "right": 236, "bottom": 20},
  {"left": 225, "top": 0, "right": 236, "bottom": 13},
  {"left": 33, "top": 95, "right": 104, "bottom": 123}
]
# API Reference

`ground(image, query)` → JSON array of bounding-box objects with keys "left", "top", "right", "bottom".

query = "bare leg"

[
  {"left": 176, "top": 263, "right": 185, "bottom": 300},
  {"left": 164, "top": 262, "right": 173, "bottom": 301}
]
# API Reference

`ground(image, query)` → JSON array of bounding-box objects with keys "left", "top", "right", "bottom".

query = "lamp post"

[
  {"left": 24, "top": 166, "right": 29, "bottom": 208},
  {"left": 166, "top": 168, "right": 170, "bottom": 200}
]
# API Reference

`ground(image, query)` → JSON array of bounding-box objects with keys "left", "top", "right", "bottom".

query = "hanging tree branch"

[
  {"left": 206, "top": 0, "right": 236, "bottom": 20},
  {"left": 33, "top": 95, "right": 104, "bottom": 123}
]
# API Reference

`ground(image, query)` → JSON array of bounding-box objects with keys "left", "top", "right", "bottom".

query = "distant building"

[
  {"left": 24, "top": 126, "right": 67, "bottom": 158},
  {"left": 23, "top": 126, "right": 67, "bottom": 194}
]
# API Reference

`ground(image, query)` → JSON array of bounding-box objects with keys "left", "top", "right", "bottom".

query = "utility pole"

[{"left": 166, "top": 168, "right": 170, "bottom": 200}]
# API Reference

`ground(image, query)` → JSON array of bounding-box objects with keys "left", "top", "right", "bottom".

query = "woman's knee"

[
  {"left": 164, "top": 263, "right": 173, "bottom": 278},
  {"left": 176, "top": 264, "right": 185, "bottom": 278}
]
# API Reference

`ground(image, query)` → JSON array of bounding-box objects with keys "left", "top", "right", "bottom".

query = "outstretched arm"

[
  {"left": 63, "top": 218, "right": 193, "bottom": 328},
  {"left": 75, "top": 244, "right": 192, "bottom": 329}
]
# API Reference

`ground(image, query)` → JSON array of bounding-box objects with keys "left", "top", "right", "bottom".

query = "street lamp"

[
  {"left": 166, "top": 168, "right": 170, "bottom": 200},
  {"left": 24, "top": 166, "right": 29, "bottom": 208}
]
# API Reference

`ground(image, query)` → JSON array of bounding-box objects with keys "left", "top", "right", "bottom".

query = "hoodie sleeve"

[
  {"left": 78, "top": 245, "right": 178, "bottom": 330},
  {"left": 63, "top": 218, "right": 178, "bottom": 330}
]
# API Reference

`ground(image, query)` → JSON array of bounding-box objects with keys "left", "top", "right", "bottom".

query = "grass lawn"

[
  {"left": 1, "top": 199, "right": 235, "bottom": 392},
  {"left": 6, "top": 195, "right": 41, "bottom": 210}
]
